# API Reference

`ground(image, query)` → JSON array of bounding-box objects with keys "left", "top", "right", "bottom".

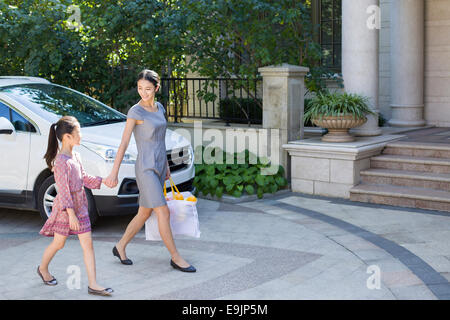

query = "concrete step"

[
  {"left": 360, "top": 168, "right": 450, "bottom": 191},
  {"left": 350, "top": 184, "right": 450, "bottom": 213},
  {"left": 370, "top": 154, "right": 450, "bottom": 174},
  {"left": 383, "top": 141, "right": 450, "bottom": 158}
]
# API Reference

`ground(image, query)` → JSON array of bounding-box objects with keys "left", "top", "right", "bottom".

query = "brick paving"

[{"left": 0, "top": 191, "right": 449, "bottom": 299}]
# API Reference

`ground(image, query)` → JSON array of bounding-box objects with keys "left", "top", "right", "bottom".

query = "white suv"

[{"left": 0, "top": 76, "right": 195, "bottom": 225}]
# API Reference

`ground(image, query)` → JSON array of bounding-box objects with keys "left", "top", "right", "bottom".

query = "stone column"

[
  {"left": 388, "top": 0, "right": 426, "bottom": 127},
  {"left": 342, "top": 0, "right": 382, "bottom": 136},
  {"left": 258, "top": 64, "right": 309, "bottom": 181}
]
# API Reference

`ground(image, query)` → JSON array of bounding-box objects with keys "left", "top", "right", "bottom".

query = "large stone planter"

[{"left": 312, "top": 115, "right": 367, "bottom": 142}]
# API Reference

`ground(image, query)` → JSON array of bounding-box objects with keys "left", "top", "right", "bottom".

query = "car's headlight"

[{"left": 82, "top": 141, "right": 136, "bottom": 164}]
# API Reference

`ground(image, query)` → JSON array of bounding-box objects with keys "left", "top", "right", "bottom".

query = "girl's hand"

[{"left": 68, "top": 212, "right": 80, "bottom": 231}]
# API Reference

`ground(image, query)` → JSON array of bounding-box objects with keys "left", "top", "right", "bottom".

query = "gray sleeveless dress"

[{"left": 127, "top": 101, "right": 168, "bottom": 208}]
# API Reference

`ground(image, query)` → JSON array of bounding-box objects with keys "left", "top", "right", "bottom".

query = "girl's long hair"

[{"left": 43, "top": 116, "right": 79, "bottom": 169}]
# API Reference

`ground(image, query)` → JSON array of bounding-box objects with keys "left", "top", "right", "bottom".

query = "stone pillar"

[
  {"left": 342, "top": 0, "right": 382, "bottom": 136},
  {"left": 389, "top": 0, "right": 426, "bottom": 127},
  {"left": 258, "top": 64, "right": 309, "bottom": 181}
]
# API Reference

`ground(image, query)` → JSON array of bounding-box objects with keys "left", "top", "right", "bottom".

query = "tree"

[
  {"left": 180, "top": 0, "right": 325, "bottom": 87},
  {"left": 0, "top": 0, "right": 330, "bottom": 114},
  {"left": 178, "top": 0, "right": 329, "bottom": 119},
  {"left": 0, "top": 0, "right": 188, "bottom": 112}
]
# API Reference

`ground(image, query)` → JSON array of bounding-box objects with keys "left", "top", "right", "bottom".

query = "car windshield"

[{"left": 0, "top": 83, "right": 126, "bottom": 127}]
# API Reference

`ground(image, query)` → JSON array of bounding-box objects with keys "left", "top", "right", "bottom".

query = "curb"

[{"left": 196, "top": 187, "right": 292, "bottom": 204}]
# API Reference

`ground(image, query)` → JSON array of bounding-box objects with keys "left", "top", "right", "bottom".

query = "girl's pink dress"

[{"left": 39, "top": 152, "right": 102, "bottom": 237}]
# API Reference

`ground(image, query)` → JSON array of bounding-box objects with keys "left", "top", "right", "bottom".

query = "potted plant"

[{"left": 303, "top": 91, "right": 376, "bottom": 142}]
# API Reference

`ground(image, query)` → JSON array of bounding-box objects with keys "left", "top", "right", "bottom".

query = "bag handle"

[
  {"left": 163, "top": 177, "right": 180, "bottom": 198},
  {"left": 169, "top": 176, "right": 181, "bottom": 195},
  {"left": 163, "top": 179, "right": 175, "bottom": 198}
]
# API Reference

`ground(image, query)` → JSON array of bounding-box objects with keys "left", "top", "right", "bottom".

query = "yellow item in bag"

[{"left": 186, "top": 196, "right": 197, "bottom": 202}]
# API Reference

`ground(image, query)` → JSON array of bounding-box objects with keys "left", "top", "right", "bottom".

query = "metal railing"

[{"left": 157, "top": 77, "right": 262, "bottom": 126}]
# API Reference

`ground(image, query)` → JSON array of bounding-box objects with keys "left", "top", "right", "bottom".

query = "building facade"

[
  {"left": 319, "top": 0, "right": 450, "bottom": 128},
  {"left": 381, "top": 0, "right": 450, "bottom": 128}
]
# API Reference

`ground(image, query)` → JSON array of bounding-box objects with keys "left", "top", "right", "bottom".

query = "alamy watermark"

[
  {"left": 366, "top": 265, "right": 381, "bottom": 290},
  {"left": 66, "top": 5, "right": 83, "bottom": 31},
  {"left": 66, "top": 265, "right": 81, "bottom": 290},
  {"left": 167, "top": 121, "right": 282, "bottom": 176},
  {"left": 367, "top": 5, "right": 381, "bottom": 30}
]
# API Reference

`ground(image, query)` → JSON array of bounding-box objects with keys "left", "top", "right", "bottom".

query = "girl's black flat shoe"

[
  {"left": 37, "top": 266, "right": 58, "bottom": 286},
  {"left": 88, "top": 287, "right": 114, "bottom": 296},
  {"left": 170, "top": 259, "right": 196, "bottom": 272},
  {"left": 112, "top": 246, "right": 133, "bottom": 265}
]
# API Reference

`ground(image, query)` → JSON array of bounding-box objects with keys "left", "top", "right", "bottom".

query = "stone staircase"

[{"left": 350, "top": 141, "right": 450, "bottom": 213}]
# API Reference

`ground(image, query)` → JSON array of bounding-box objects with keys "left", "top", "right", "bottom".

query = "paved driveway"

[{"left": 0, "top": 192, "right": 449, "bottom": 300}]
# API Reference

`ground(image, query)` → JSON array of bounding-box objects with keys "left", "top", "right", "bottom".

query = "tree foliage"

[
  {"left": 181, "top": 0, "right": 320, "bottom": 78},
  {"left": 0, "top": 0, "right": 187, "bottom": 111},
  {"left": 0, "top": 0, "right": 332, "bottom": 112},
  {"left": 180, "top": 0, "right": 333, "bottom": 94}
]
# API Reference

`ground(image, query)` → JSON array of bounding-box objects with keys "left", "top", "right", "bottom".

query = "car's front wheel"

[{"left": 37, "top": 175, "right": 99, "bottom": 226}]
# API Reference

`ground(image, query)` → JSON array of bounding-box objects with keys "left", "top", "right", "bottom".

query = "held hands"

[
  {"left": 103, "top": 165, "right": 169, "bottom": 188},
  {"left": 103, "top": 174, "right": 118, "bottom": 188}
]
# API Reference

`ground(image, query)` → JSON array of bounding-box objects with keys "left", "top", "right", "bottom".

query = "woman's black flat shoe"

[
  {"left": 170, "top": 259, "right": 196, "bottom": 272},
  {"left": 88, "top": 287, "right": 114, "bottom": 296},
  {"left": 112, "top": 246, "right": 133, "bottom": 265},
  {"left": 37, "top": 266, "right": 58, "bottom": 286}
]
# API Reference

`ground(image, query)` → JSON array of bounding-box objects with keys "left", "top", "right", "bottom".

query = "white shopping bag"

[{"left": 145, "top": 178, "right": 201, "bottom": 241}]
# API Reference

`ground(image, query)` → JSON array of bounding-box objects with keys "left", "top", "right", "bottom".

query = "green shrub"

[
  {"left": 193, "top": 146, "right": 288, "bottom": 199},
  {"left": 219, "top": 97, "right": 262, "bottom": 124}
]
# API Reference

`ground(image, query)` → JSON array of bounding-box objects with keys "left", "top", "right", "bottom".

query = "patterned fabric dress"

[{"left": 39, "top": 152, "right": 102, "bottom": 237}]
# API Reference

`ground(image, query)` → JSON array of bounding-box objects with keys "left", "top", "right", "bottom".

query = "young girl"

[{"left": 37, "top": 116, "right": 114, "bottom": 296}]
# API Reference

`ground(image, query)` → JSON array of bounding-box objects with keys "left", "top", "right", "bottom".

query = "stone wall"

[
  {"left": 167, "top": 122, "right": 285, "bottom": 176},
  {"left": 424, "top": 0, "right": 450, "bottom": 127}
]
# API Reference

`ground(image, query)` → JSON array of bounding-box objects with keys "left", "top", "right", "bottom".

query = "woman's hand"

[
  {"left": 104, "top": 173, "right": 118, "bottom": 188},
  {"left": 67, "top": 210, "right": 80, "bottom": 231},
  {"left": 165, "top": 163, "right": 171, "bottom": 180}
]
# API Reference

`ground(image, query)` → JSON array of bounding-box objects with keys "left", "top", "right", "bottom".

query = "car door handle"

[{"left": 0, "top": 129, "right": 13, "bottom": 134}]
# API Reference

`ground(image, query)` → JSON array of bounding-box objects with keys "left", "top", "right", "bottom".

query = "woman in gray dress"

[{"left": 105, "top": 69, "right": 195, "bottom": 272}]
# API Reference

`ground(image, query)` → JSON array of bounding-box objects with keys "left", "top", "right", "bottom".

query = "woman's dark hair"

[
  {"left": 137, "top": 69, "right": 160, "bottom": 89},
  {"left": 44, "top": 116, "right": 79, "bottom": 169}
]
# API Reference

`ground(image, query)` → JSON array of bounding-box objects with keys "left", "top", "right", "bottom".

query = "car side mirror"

[{"left": 0, "top": 117, "right": 15, "bottom": 135}]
